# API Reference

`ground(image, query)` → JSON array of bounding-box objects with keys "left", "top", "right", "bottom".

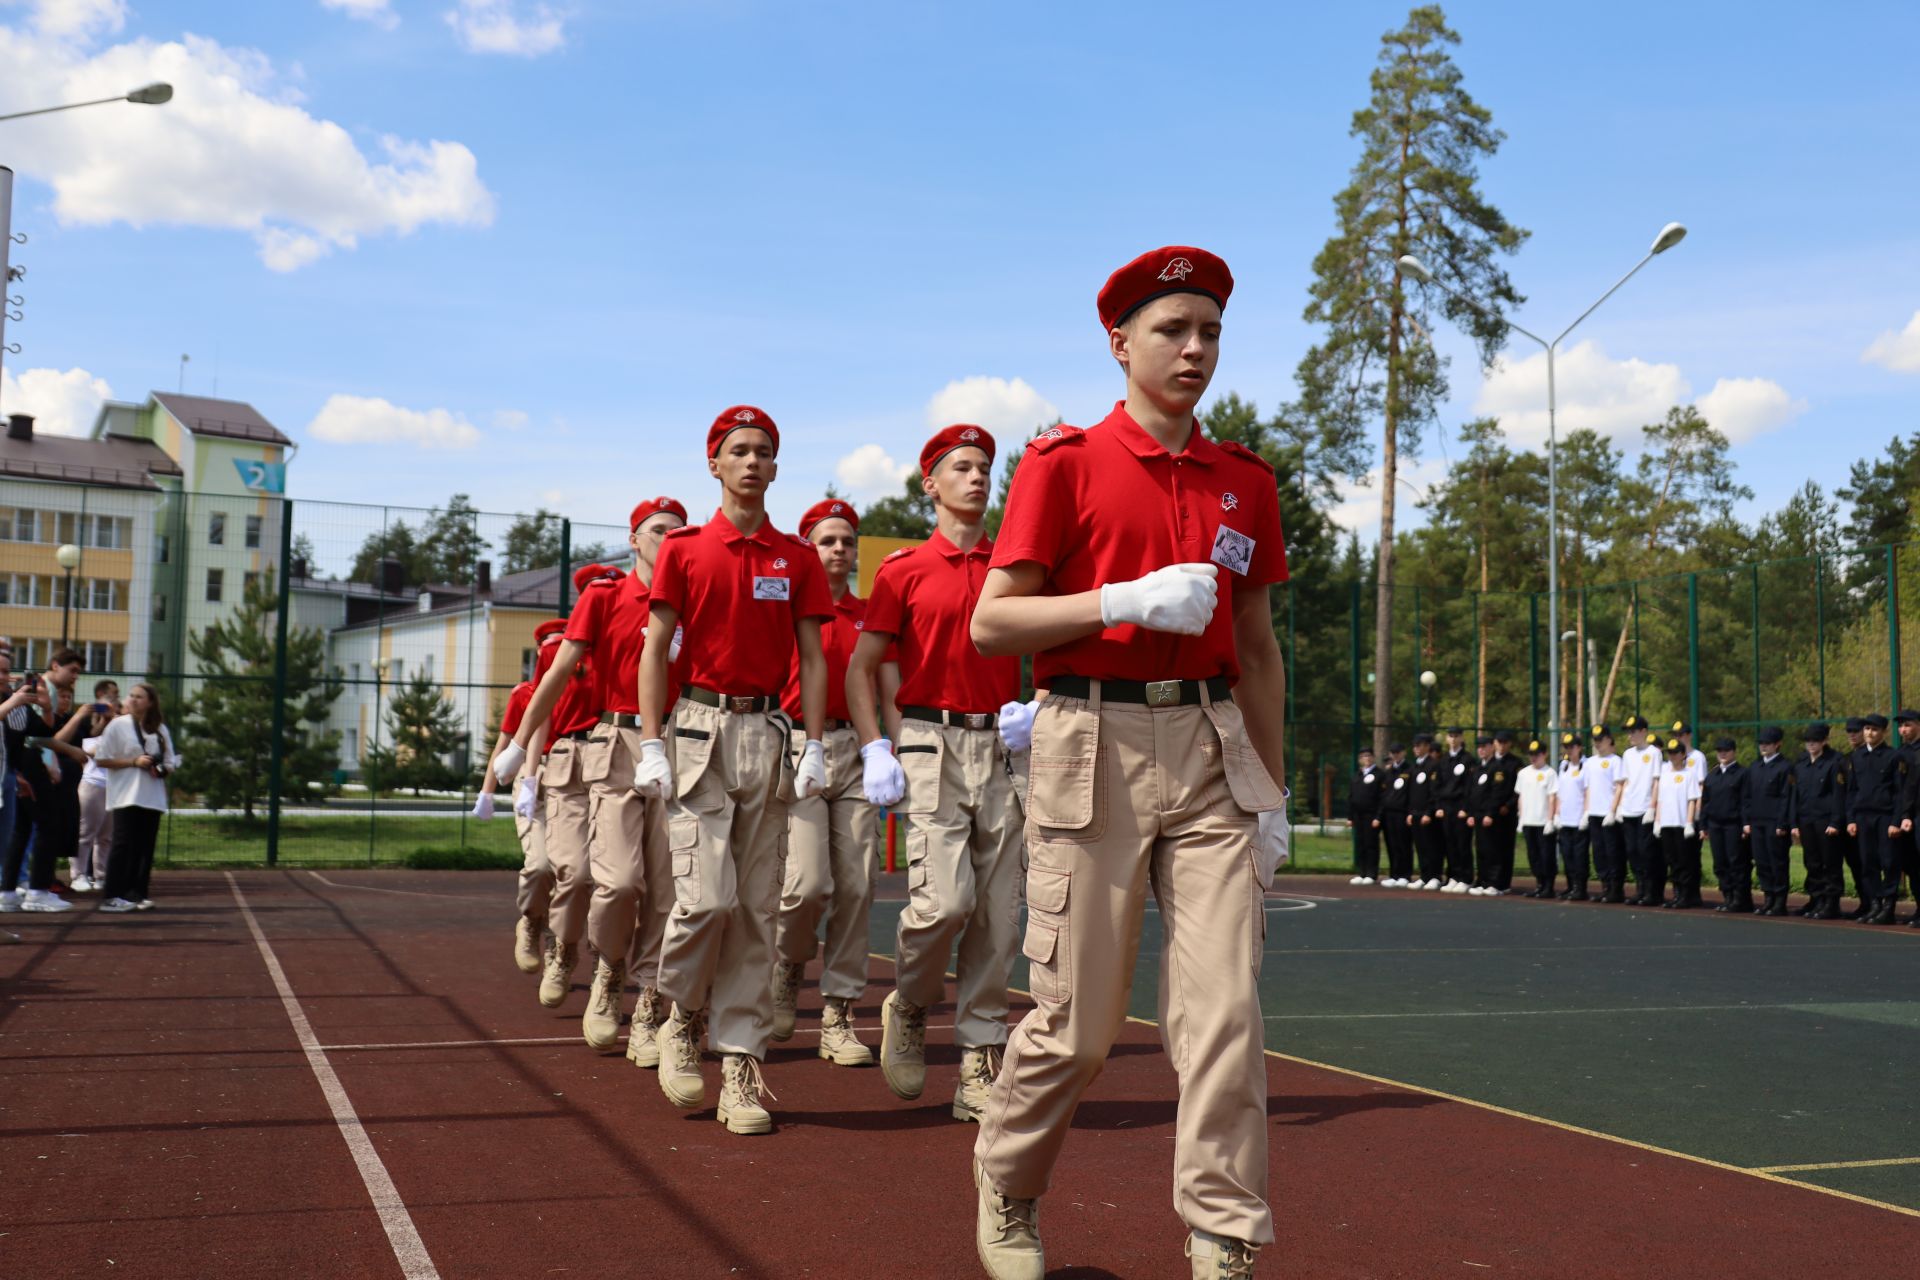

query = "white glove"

[
  {"left": 1255, "top": 798, "right": 1292, "bottom": 888},
  {"left": 1099, "top": 563, "right": 1219, "bottom": 636},
  {"left": 997, "top": 699, "right": 1040, "bottom": 754},
  {"left": 795, "top": 739, "right": 827, "bottom": 799},
  {"left": 861, "top": 739, "right": 905, "bottom": 807},
  {"left": 632, "top": 738, "right": 672, "bottom": 799},
  {"left": 1602, "top": 809, "right": 1617, "bottom": 827},
  {"left": 471, "top": 791, "right": 496, "bottom": 820},
  {"left": 513, "top": 776, "right": 538, "bottom": 819},
  {"left": 1683, "top": 821, "right": 1696, "bottom": 839},
  {"left": 1642, "top": 810, "right": 1655, "bottom": 826},
  {"left": 492, "top": 740, "right": 527, "bottom": 784},
  {"left": 669, "top": 625, "right": 683, "bottom": 663}
]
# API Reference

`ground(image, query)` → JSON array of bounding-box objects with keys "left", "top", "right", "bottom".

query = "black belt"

[
  {"left": 1047, "top": 676, "right": 1230, "bottom": 707},
  {"left": 902, "top": 706, "right": 998, "bottom": 730},
  {"left": 598, "top": 712, "right": 642, "bottom": 729},
  {"left": 554, "top": 728, "right": 592, "bottom": 741},
  {"left": 684, "top": 685, "right": 777, "bottom": 714}
]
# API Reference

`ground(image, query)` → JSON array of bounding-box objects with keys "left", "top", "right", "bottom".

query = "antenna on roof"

[{"left": 178, "top": 353, "right": 189, "bottom": 394}]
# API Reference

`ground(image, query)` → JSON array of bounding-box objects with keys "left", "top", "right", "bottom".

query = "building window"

[
  {"left": 150, "top": 652, "right": 165, "bottom": 676},
  {"left": 350, "top": 661, "right": 361, "bottom": 684},
  {"left": 57, "top": 511, "right": 77, "bottom": 544},
  {"left": 209, "top": 512, "right": 226, "bottom": 546},
  {"left": 11, "top": 509, "right": 37, "bottom": 542},
  {"left": 153, "top": 594, "right": 167, "bottom": 622},
  {"left": 245, "top": 515, "right": 262, "bottom": 549},
  {"left": 156, "top": 533, "right": 171, "bottom": 565},
  {"left": 520, "top": 647, "right": 537, "bottom": 681},
  {"left": 206, "top": 568, "right": 224, "bottom": 602},
  {"left": 345, "top": 728, "right": 359, "bottom": 761},
  {"left": 243, "top": 571, "right": 260, "bottom": 596},
  {"left": 94, "top": 515, "right": 119, "bottom": 550},
  {"left": 388, "top": 656, "right": 404, "bottom": 681}
]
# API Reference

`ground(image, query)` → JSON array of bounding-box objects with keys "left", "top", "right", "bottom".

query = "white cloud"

[
  {"left": 320, "top": 0, "right": 398, "bottom": 29},
  {"left": 491, "top": 408, "right": 529, "bottom": 430},
  {"left": 1328, "top": 457, "right": 1448, "bottom": 539},
  {"left": 444, "top": 0, "right": 564, "bottom": 56},
  {"left": 1862, "top": 309, "right": 1920, "bottom": 374},
  {"left": 924, "top": 375, "right": 1060, "bottom": 441},
  {"left": 1693, "top": 377, "right": 1806, "bottom": 443},
  {"left": 834, "top": 443, "right": 914, "bottom": 501},
  {"left": 1473, "top": 340, "right": 1688, "bottom": 447},
  {"left": 0, "top": 365, "right": 113, "bottom": 436},
  {"left": 308, "top": 394, "right": 481, "bottom": 449},
  {"left": 0, "top": 2, "right": 493, "bottom": 271}
]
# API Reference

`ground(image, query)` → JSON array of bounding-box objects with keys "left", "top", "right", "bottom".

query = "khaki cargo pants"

[
  {"left": 580, "top": 722, "right": 671, "bottom": 982},
  {"left": 655, "top": 697, "right": 795, "bottom": 1059},
  {"left": 776, "top": 725, "right": 878, "bottom": 1000},
  {"left": 893, "top": 717, "right": 1024, "bottom": 1050},
  {"left": 975, "top": 686, "right": 1279, "bottom": 1247},
  {"left": 540, "top": 736, "right": 595, "bottom": 948},
  {"left": 514, "top": 802, "right": 549, "bottom": 922}
]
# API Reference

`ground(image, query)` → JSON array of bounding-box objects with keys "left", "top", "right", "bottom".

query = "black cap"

[
  {"left": 1528, "top": 739, "right": 1546, "bottom": 754},
  {"left": 1713, "top": 736, "right": 1737, "bottom": 751},
  {"left": 1665, "top": 737, "right": 1685, "bottom": 753},
  {"left": 1670, "top": 720, "right": 1692, "bottom": 735},
  {"left": 1475, "top": 734, "right": 1494, "bottom": 746},
  {"left": 1756, "top": 725, "right": 1784, "bottom": 745},
  {"left": 1493, "top": 729, "right": 1514, "bottom": 743},
  {"left": 1895, "top": 708, "right": 1920, "bottom": 724},
  {"left": 1358, "top": 746, "right": 1375, "bottom": 756},
  {"left": 1623, "top": 714, "right": 1648, "bottom": 731},
  {"left": 1845, "top": 716, "right": 1864, "bottom": 733},
  {"left": 1387, "top": 741, "right": 1406, "bottom": 753},
  {"left": 1863, "top": 712, "right": 1890, "bottom": 729},
  {"left": 1561, "top": 732, "right": 1582, "bottom": 749},
  {"left": 1446, "top": 726, "right": 1465, "bottom": 736},
  {"left": 1413, "top": 731, "right": 1434, "bottom": 745},
  {"left": 1802, "top": 722, "right": 1830, "bottom": 741},
  {"left": 1590, "top": 723, "right": 1612, "bottom": 741}
]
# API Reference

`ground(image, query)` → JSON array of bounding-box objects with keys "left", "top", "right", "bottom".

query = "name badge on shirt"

[
  {"left": 1210, "top": 524, "right": 1255, "bottom": 575},
  {"left": 753, "top": 575, "right": 790, "bottom": 601}
]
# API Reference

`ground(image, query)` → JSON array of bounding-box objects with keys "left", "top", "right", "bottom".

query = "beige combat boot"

[
  {"left": 973, "top": 1158, "right": 1043, "bottom": 1280},
  {"left": 625, "top": 985, "right": 662, "bottom": 1069},
  {"left": 952, "top": 1045, "right": 1000, "bottom": 1122},
  {"left": 581, "top": 956, "right": 626, "bottom": 1051},
  {"left": 879, "top": 989, "right": 926, "bottom": 1099},
  {"left": 656, "top": 1004, "right": 707, "bottom": 1109},
  {"left": 1186, "top": 1232, "right": 1258, "bottom": 1278},
  {"left": 538, "top": 940, "right": 577, "bottom": 1009},
  {"left": 513, "top": 915, "right": 543, "bottom": 974},
  {"left": 716, "top": 1053, "right": 775, "bottom": 1135},
  {"left": 770, "top": 960, "right": 802, "bottom": 1042},
  {"left": 817, "top": 996, "right": 874, "bottom": 1066}
]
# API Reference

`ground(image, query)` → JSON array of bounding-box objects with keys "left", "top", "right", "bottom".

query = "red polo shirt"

[
  {"left": 550, "top": 652, "right": 600, "bottom": 736},
  {"left": 650, "top": 508, "right": 835, "bottom": 698},
  {"left": 990, "top": 403, "right": 1288, "bottom": 687},
  {"left": 564, "top": 571, "right": 682, "bottom": 715},
  {"left": 866, "top": 529, "right": 1020, "bottom": 714},
  {"left": 500, "top": 681, "right": 534, "bottom": 737},
  {"left": 782, "top": 589, "right": 866, "bottom": 721}
]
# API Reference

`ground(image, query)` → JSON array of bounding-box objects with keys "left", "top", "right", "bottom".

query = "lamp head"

[
  {"left": 1650, "top": 222, "right": 1687, "bottom": 255},
  {"left": 126, "top": 83, "right": 173, "bottom": 106},
  {"left": 55, "top": 543, "right": 81, "bottom": 571},
  {"left": 1395, "top": 254, "right": 1434, "bottom": 285}
]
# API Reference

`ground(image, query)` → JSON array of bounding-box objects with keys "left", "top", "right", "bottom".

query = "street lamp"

[
  {"left": 0, "top": 83, "right": 173, "bottom": 123},
  {"left": 55, "top": 542, "right": 80, "bottom": 648},
  {"left": 1397, "top": 222, "right": 1687, "bottom": 750}
]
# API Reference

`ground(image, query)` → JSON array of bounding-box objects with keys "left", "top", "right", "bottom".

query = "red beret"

[
  {"left": 920, "top": 424, "right": 996, "bottom": 477},
  {"left": 630, "top": 495, "right": 687, "bottom": 531},
  {"left": 533, "top": 618, "right": 567, "bottom": 643},
  {"left": 1096, "top": 245, "right": 1233, "bottom": 332},
  {"left": 799, "top": 498, "right": 859, "bottom": 539},
  {"left": 707, "top": 405, "right": 779, "bottom": 458},
  {"left": 571, "top": 562, "right": 623, "bottom": 592}
]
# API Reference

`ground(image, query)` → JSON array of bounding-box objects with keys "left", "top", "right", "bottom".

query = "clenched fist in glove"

[
  {"left": 861, "top": 738, "right": 905, "bottom": 807},
  {"left": 1601, "top": 808, "right": 1618, "bottom": 827},
  {"left": 632, "top": 738, "right": 672, "bottom": 799},
  {"left": 492, "top": 740, "right": 527, "bottom": 784},
  {"left": 997, "top": 699, "right": 1042, "bottom": 754},
  {"left": 1255, "top": 799, "right": 1293, "bottom": 888},
  {"left": 1100, "top": 563, "right": 1219, "bottom": 636},
  {"left": 471, "top": 791, "right": 496, "bottom": 820},
  {"left": 795, "top": 739, "right": 827, "bottom": 800},
  {"left": 513, "top": 776, "right": 538, "bottom": 819}
]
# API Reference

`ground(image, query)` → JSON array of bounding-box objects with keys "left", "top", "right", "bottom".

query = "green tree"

[
  {"left": 417, "top": 494, "right": 486, "bottom": 584},
  {"left": 984, "top": 423, "right": 1054, "bottom": 539},
  {"left": 500, "top": 508, "right": 565, "bottom": 574},
  {"left": 860, "top": 472, "right": 935, "bottom": 539},
  {"left": 173, "top": 567, "right": 342, "bottom": 818},
  {"left": 349, "top": 520, "right": 424, "bottom": 585},
  {"left": 362, "top": 672, "right": 468, "bottom": 795},
  {"left": 1294, "top": 4, "right": 1528, "bottom": 753}
]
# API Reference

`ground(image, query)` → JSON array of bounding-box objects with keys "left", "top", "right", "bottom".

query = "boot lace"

[
  {"left": 896, "top": 997, "right": 927, "bottom": 1056},
  {"left": 990, "top": 1187, "right": 1038, "bottom": 1241},
  {"left": 670, "top": 1007, "right": 707, "bottom": 1075},
  {"left": 725, "top": 1053, "right": 777, "bottom": 1104}
]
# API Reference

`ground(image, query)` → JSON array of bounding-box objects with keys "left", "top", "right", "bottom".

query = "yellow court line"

[
  {"left": 865, "top": 951, "right": 1920, "bottom": 1220},
  {"left": 1754, "top": 1156, "right": 1920, "bottom": 1174}
]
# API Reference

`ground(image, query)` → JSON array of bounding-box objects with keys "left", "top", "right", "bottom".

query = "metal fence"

[{"left": 1, "top": 479, "right": 1910, "bottom": 867}]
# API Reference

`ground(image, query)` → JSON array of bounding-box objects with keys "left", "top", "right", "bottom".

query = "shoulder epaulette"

[
  {"left": 1217, "top": 440, "right": 1276, "bottom": 474},
  {"left": 582, "top": 573, "right": 621, "bottom": 589},
  {"left": 663, "top": 525, "right": 702, "bottom": 540},
  {"left": 1027, "top": 425, "right": 1086, "bottom": 454},
  {"left": 882, "top": 547, "right": 916, "bottom": 562},
  {"left": 783, "top": 531, "right": 813, "bottom": 549}
]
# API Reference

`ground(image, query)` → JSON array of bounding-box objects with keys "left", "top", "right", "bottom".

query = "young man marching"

[
  {"left": 634, "top": 407, "right": 833, "bottom": 1134},
  {"left": 847, "top": 425, "right": 1025, "bottom": 1124},
  {"left": 966, "top": 247, "right": 1290, "bottom": 1279},
  {"left": 478, "top": 618, "right": 566, "bottom": 972},
  {"left": 771, "top": 498, "right": 889, "bottom": 1067}
]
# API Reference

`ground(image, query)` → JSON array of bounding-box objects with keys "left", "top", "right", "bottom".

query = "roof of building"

[
  {"left": 0, "top": 430, "right": 183, "bottom": 491},
  {"left": 151, "top": 392, "right": 293, "bottom": 447},
  {"left": 325, "top": 562, "right": 601, "bottom": 634}
]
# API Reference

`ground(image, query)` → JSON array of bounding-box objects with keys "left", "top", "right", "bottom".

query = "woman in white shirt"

[
  {"left": 1651, "top": 737, "right": 1703, "bottom": 909},
  {"left": 1515, "top": 740, "right": 1558, "bottom": 898},
  {"left": 94, "top": 684, "right": 181, "bottom": 913}
]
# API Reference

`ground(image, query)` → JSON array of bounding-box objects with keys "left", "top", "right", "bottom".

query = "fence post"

[
  {"left": 265, "top": 499, "right": 294, "bottom": 867},
  {"left": 1412, "top": 584, "right": 1423, "bottom": 731},
  {"left": 1686, "top": 572, "right": 1701, "bottom": 734},
  {"left": 1528, "top": 592, "right": 1540, "bottom": 737},
  {"left": 1349, "top": 578, "right": 1363, "bottom": 761},
  {"left": 1284, "top": 585, "right": 1296, "bottom": 739},
  {"left": 1888, "top": 545, "right": 1902, "bottom": 711},
  {"left": 1815, "top": 555, "right": 1827, "bottom": 717},
  {"left": 1471, "top": 590, "right": 1481, "bottom": 731},
  {"left": 1632, "top": 582, "right": 1642, "bottom": 715},
  {"left": 1750, "top": 563, "right": 1761, "bottom": 727},
  {"left": 559, "top": 518, "right": 573, "bottom": 617}
]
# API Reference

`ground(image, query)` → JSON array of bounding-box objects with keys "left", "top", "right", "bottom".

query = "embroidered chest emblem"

[
  {"left": 1221, "top": 492, "right": 1239, "bottom": 511},
  {"left": 773, "top": 557, "right": 788, "bottom": 570}
]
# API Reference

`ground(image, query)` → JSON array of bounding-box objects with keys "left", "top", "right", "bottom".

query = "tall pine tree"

[{"left": 363, "top": 672, "right": 469, "bottom": 795}]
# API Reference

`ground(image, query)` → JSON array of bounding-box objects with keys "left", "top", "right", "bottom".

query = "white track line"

[
  {"left": 306, "top": 871, "right": 496, "bottom": 902},
  {"left": 226, "top": 872, "right": 440, "bottom": 1280},
  {"left": 1260, "top": 1001, "right": 1904, "bottom": 1021},
  {"left": 320, "top": 1024, "right": 957, "bottom": 1053}
]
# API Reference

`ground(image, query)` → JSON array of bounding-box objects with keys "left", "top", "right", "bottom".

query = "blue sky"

[{"left": 3, "top": 0, "right": 1917, "bottom": 562}]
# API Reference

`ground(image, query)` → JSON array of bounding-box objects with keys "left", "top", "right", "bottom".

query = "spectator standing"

[
  {"left": 95, "top": 683, "right": 180, "bottom": 913},
  {"left": 62, "top": 686, "right": 121, "bottom": 891},
  {"left": 0, "top": 648, "right": 86, "bottom": 912}
]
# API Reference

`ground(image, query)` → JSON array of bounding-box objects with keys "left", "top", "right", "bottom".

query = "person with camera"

[
  {"left": 0, "top": 647, "right": 86, "bottom": 913},
  {"left": 94, "top": 683, "right": 181, "bottom": 914}
]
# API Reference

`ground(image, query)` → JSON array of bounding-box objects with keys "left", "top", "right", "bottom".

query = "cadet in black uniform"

[
  {"left": 1744, "top": 726, "right": 1796, "bottom": 916},
  {"left": 1408, "top": 734, "right": 1445, "bottom": 889},
  {"left": 1486, "top": 731, "right": 1520, "bottom": 893},
  {"left": 1702, "top": 734, "right": 1751, "bottom": 912},
  {"left": 1347, "top": 748, "right": 1383, "bottom": 885},
  {"left": 1846, "top": 713, "right": 1910, "bottom": 925},
  {"left": 1379, "top": 743, "right": 1413, "bottom": 887},
  {"left": 1437, "top": 727, "right": 1475, "bottom": 890},
  {"left": 1838, "top": 717, "right": 1869, "bottom": 917},
  {"left": 1894, "top": 709, "right": 1920, "bottom": 924},
  {"left": 1787, "top": 723, "right": 1845, "bottom": 920}
]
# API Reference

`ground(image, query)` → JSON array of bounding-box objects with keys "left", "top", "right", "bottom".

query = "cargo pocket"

[
  {"left": 540, "top": 740, "right": 578, "bottom": 788},
  {"left": 1202, "top": 700, "right": 1283, "bottom": 814},
  {"left": 897, "top": 734, "right": 942, "bottom": 816},
  {"left": 669, "top": 815, "right": 702, "bottom": 909},
  {"left": 1028, "top": 701, "right": 1102, "bottom": 840},
  {"left": 671, "top": 724, "right": 715, "bottom": 801},
  {"left": 578, "top": 730, "right": 614, "bottom": 785},
  {"left": 906, "top": 831, "right": 938, "bottom": 919},
  {"left": 1023, "top": 862, "right": 1071, "bottom": 1006}
]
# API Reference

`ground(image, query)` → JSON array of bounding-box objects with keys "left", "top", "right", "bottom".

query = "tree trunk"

[
  {"left": 1598, "top": 462, "right": 1676, "bottom": 721},
  {"left": 1372, "top": 424, "right": 1398, "bottom": 756},
  {"left": 1476, "top": 539, "right": 1489, "bottom": 731}
]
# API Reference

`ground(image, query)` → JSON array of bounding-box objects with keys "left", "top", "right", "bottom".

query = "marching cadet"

[
  {"left": 1651, "top": 737, "right": 1702, "bottom": 907},
  {"left": 1379, "top": 742, "right": 1413, "bottom": 887},
  {"left": 1465, "top": 735, "right": 1500, "bottom": 894},
  {"left": 1584, "top": 725, "right": 1628, "bottom": 903},
  {"left": 1844, "top": 713, "right": 1909, "bottom": 926},
  {"left": 1437, "top": 726, "right": 1474, "bottom": 893},
  {"left": 770, "top": 499, "right": 890, "bottom": 1066},
  {"left": 850, "top": 425, "right": 1025, "bottom": 1124},
  {"left": 1745, "top": 724, "right": 1796, "bottom": 916},
  {"left": 477, "top": 619, "right": 566, "bottom": 970},
  {"left": 1786, "top": 722, "right": 1843, "bottom": 920},
  {"left": 1408, "top": 733, "right": 1445, "bottom": 890},
  {"left": 1701, "top": 734, "right": 1752, "bottom": 912},
  {"left": 967, "top": 246, "right": 1289, "bottom": 1279},
  {"left": 493, "top": 564, "right": 612, "bottom": 1008},
  {"left": 1893, "top": 709, "right": 1920, "bottom": 925},
  {"left": 1486, "top": 729, "right": 1520, "bottom": 892},
  {"left": 634, "top": 406, "right": 836, "bottom": 1134},
  {"left": 1550, "top": 732, "right": 1591, "bottom": 900},
  {"left": 1616, "top": 716, "right": 1660, "bottom": 903},
  {"left": 1347, "top": 746, "right": 1383, "bottom": 885},
  {"left": 1515, "top": 739, "right": 1557, "bottom": 897},
  {"left": 1838, "top": 717, "right": 1869, "bottom": 916}
]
